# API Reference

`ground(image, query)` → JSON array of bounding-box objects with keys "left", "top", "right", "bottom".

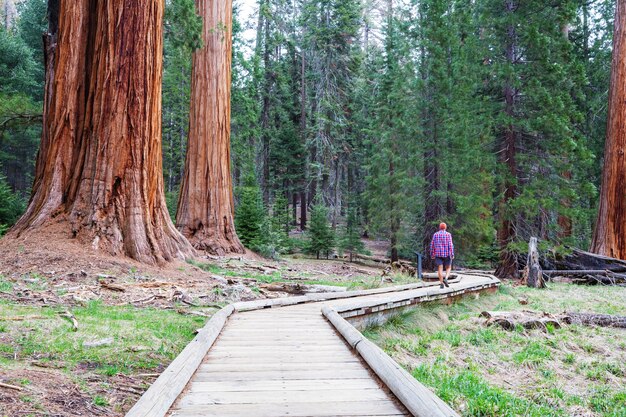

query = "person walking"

[{"left": 430, "top": 223, "right": 454, "bottom": 289}]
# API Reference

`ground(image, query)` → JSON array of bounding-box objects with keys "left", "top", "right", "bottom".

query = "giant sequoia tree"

[
  {"left": 175, "top": 0, "right": 244, "bottom": 255},
  {"left": 591, "top": 0, "right": 626, "bottom": 260},
  {"left": 10, "top": 0, "right": 193, "bottom": 264}
]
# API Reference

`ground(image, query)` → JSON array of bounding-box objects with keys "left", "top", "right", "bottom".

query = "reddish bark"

[
  {"left": 175, "top": 0, "right": 244, "bottom": 255},
  {"left": 590, "top": 0, "right": 626, "bottom": 260},
  {"left": 10, "top": 0, "right": 193, "bottom": 265},
  {"left": 558, "top": 171, "right": 573, "bottom": 239},
  {"left": 11, "top": 0, "right": 89, "bottom": 232},
  {"left": 495, "top": 0, "right": 519, "bottom": 279}
]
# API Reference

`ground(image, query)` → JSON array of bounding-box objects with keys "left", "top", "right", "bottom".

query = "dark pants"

[{"left": 435, "top": 256, "right": 452, "bottom": 267}]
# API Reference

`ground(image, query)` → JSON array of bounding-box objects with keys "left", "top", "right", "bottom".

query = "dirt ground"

[{"left": 0, "top": 228, "right": 392, "bottom": 416}]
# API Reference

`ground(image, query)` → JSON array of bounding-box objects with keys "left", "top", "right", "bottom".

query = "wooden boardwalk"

[
  {"left": 128, "top": 274, "right": 499, "bottom": 417},
  {"left": 169, "top": 305, "right": 408, "bottom": 416}
]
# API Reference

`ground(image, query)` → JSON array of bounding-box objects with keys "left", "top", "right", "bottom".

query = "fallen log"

[
  {"left": 480, "top": 311, "right": 560, "bottom": 331},
  {"left": 259, "top": 283, "right": 347, "bottom": 295},
  {"left": 571, "top": 273, "right": 626, "bottom": 286},
  {"left": 0, "top": 382, "right": 23, "bottom": 391},
  {"left": 553, "top": 248, "right": 626, "bottom": 272},
  {"left": 99, "top": 280, "right": 125, "bottom": 292},
  {"left": 565, "top": 312, "right": 626, "bottom": 328},
  {"left": 481, "top": 310, "right": 626, "bottom": 330}
]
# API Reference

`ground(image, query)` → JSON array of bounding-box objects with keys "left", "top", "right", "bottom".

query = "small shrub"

[{"left": 93, "top": 395, "right": 109, "bottom": 407}]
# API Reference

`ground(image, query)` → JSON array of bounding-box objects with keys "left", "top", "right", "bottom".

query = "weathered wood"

[
  {"left": 259, "top": 283, "right": 347, "bottom": 294},
  {"left": 193, "top": 369, "right": 372, "bottom": 381},
  {"left": 0, "top": 382, "right": 23, "bottom": 391},
  {"left": 356, "top": 339, "right": 459, "bottom": 417},
  {"left": 523, "top": 237, "right": 545, "bottom": 288},
  {"left": 553, "top": 248, "right": 626, "bottom": 272},
  {"left": 322, "top": 307, "right": 459, "bottom": 417},
  {"left": 542, "top": 270, "right": 615, "bottom": 275},
  {"left": 125, "top": 305, "right": 233, "bottom": 417},
  {"left": 186, "top": 378, "right": 381, "bottom": 393},
  {"left": 198, "top": 361, "right": 365, "bottom": 372},
  {"left": 480, "top": 311, "right": 561, "bottom": 331},
  {"left": 169, "top": 401, "right": 406, "bottom": 417},
  {"left": 130, "top": 274, "right": 499, "bottom": 417},
  {"left": 322, "top": 306, "right": 363, "bottom": 348},
  {"left": 565, "top": 312, "right": 626, "bottom": 328},
  {"left": 177, "top": 388, "right": 392, "bottom": 407}
]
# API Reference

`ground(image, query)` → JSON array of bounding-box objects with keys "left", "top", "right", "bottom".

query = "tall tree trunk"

[
  {"left": 495, "top": 1, "right": 519, "bottom": 278},
  {"left": 590, "top": 0, "right": 626, "bottom": 260},
  {"left": 300, "top": 191, "right": 307, "bottom": 230},
  {"left": 300, "top": 50, "right": 307, "bottom": 230},
  {"left": 11, "top": 0, "right": 86, "bottom": 232},
  {"left": 11, "top": 0, "right": 194, "bottom": 265},
  {"left": 176, "top": 0, "right": 244, "bottom": 255},
  {"left": 259, "top": 14, "right": 272, "bottom": 205}
]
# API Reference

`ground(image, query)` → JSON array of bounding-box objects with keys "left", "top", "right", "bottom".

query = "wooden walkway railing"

[{"left": 125, "top": 273, "right": 500, "bottom": 417}]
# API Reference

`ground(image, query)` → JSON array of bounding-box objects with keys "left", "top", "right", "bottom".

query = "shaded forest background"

[{"left": 0, "top": 0, "right": 615, "bottom": 268}]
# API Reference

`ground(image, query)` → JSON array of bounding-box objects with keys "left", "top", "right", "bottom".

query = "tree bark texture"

[
  {"left": 11, "top": 0, "right": 87, "bottom": 232},
  {"left": 11, "top": 0, "right": 194, "bottom": 265},
  {"left": 495, "top": 1, "right": 519, "bottom": 279},
  {"left": 175, "top": 0, "right": 244, "bottom": 255},
  {"left": 590, "top": 0, "right": 626, "bottom": 260}
]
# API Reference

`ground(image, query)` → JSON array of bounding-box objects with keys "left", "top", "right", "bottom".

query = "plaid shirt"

[{"left": 430, "top": 230, "right": 454, "bottom": 258}]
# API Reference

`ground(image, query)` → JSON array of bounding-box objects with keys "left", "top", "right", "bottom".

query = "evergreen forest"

[{"left": 0, "top": 0, "right": 619, "bottom": 271}]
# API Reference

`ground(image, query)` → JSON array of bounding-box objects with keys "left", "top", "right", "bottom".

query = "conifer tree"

[
  {"left": 306, "top": 200, "right": 335, "bottom": 259},
  {"left": 339, "top": 202, "right": 364, "bottom": 262},
  {"left": 234, "top": 178, "right": 266, "bottom": 250}
]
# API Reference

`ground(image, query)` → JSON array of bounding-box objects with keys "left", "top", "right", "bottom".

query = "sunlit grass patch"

[
  {"left": 0, "top": 300, "right": 207, "bottom": 376},
  {"left": 366, "top": 283, "right": 626, "bottom": 417}
]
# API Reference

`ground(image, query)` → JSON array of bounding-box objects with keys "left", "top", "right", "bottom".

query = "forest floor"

[
  {"left": 1, "top": 230, "right": 624, "bottom": 416},
  {"left": 365, "top": 283, "right": 626, "bottom": 417},
  {"left": 0, "top": 232, "right": 399, "bottom": 416}
]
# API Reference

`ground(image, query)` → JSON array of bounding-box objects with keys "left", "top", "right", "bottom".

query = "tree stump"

[{"left": 523, "top": 237, "right": 545, "bottom": 288}]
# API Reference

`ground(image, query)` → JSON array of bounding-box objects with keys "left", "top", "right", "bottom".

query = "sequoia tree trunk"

[
  {"left": 11, "top": 0, "right": 88, "bottom": 232},
  {"left": 590, "top": 0, "right": 626, "bottom": 260},
  {"left": 10, "top": 0, "right": 194, "bottom": 265},
  {"left": 175, "top": 0, "right": 244, "bottom": 255}
]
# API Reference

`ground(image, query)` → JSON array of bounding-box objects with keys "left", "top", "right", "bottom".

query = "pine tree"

[
  {"left": 306, "top": 201, "right": 335, "bottom": 259},
  {"left": 339, "top": 203, "right": 364, "bottom": 262},
  {"left": 234, "top": 178, "right": 266, "bottom": 251},
  {"left": 0, "top": 171, "right": 24, "bottom": 235}
]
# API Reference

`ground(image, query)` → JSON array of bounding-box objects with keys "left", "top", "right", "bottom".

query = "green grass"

[
  {"left": 0, "top": 300, "right": 207, "bottom": 376},
  {"left": 0, "top": 275, "right": 14, "bottom": 291},
  {"left": 93, "top": 395, "right": 109, "bottom": 407},
  {"left": 413, "top": 361, "right": 566, "bottom": 416},
  {"left": 366, "top": 283, "right": 626, "bottom": 417}
]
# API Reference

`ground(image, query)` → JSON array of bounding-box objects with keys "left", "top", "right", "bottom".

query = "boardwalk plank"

[
  {"left": 170, "top": 400, "right": 406, "bottom": 417},
  {"left": 192, "top": 369, "right": 372, "bottom": 381},
  {"left": 177, "top": 388, "right": 392, "bottom": 406},
  {"left": 186, "top": 378, "right": 382, "bottom": 392}
]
